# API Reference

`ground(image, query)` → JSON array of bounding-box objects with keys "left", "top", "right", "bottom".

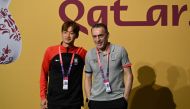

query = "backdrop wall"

[{"left": 0, "top": 0, "right": 189, "bottom": 109}]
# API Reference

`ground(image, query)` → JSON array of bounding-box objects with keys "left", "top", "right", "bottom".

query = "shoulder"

[
  {"left": 42, "top": 45, "right": 60, "bottom": 60},
  {"left": 75, "top": 47, "right": 87, "bottom": 60},
  {"left": 77, "top": 47, "right": 87, "bottom": 54},
  {"left": 111, "top": 44, "right": 126, "bottom": 52},
  {"left": 86, "top": 48, "right": 96, "bottom": 57},
  {"left": 43, "top": 45, "right": 60, "bottom": 57},
  {"left": 46, "top": 45, "right": 59, "bottom": 52}
]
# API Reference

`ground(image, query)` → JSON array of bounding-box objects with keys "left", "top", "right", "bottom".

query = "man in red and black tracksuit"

[{"left": 40, "top": 21, "right": 86, "bottom": 109}]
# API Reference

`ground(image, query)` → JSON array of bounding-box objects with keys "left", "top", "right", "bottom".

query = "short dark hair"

[
  {"left": 61, "top": 21, "right": 80, "bottom": 37},
  {"left": 91, "top": 23, "right": 109, "bottom": 35}
]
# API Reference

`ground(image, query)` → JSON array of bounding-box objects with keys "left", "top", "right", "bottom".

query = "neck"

[
  {"left": 99, "top": 42, "right": 110, "bottom": 52},
  {"left": 62, "top": 42, "right": 74, "bottom": 48}
]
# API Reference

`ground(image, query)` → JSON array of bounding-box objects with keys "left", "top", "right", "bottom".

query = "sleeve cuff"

[
  {"left": 123, "top": 63, "right": 132, "bottom": 68},
  {"left": 40, "top": 96, "right": 46, "bottom": 101},
  {"left": 85, "top": 71, "right": 92, "bottom": 74}
]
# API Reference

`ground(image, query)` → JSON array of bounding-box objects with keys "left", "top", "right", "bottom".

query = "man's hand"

[
  {"left": 41, "top": 99, "right": 48, "bottom": 109},
  {"left": 124, "top": 95, "right": 128, "bottom": 101}
]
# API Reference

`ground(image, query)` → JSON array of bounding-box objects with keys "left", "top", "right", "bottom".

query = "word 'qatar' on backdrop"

[{"left": 59, "top": 0, "right": 189, "bottom": 35}]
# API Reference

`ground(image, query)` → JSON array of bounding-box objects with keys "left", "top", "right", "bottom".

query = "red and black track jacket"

[{"left": 40, "top": 44, "right": 86, "bottom": 106}]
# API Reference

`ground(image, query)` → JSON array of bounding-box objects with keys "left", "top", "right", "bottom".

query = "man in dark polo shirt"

[
  {"left": 84, "top": 23, "right": 133, "bottom": 109},
  {"left": 40, "top": 21, "right": 86, "bottom": 109}
]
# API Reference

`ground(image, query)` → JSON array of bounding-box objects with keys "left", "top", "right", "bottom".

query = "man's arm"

[
  {"left": 123, "top": 67, "right": 133, "bottom": 100},
  {"left": 84, "top": 73, "right": 92, "bottom": 99},
  {"left": 40, "top": 68, "right": 48, "bottom": 109},
  {"left": 40, "top": 48, "right": 50, "bottom": 109},
  {"left": 84, "top": 51, "right": 93, "bottom": 99}
]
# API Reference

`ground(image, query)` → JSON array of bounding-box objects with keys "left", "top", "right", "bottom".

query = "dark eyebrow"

[
  {"left": 63, "top": 30, "right": 74, "bottom": 33},
  {"left": 98, "top": 34, "right": 104, "bottom": 36},
  {"left": 92, "top": 34, "right": 104, "bottom": 37}
]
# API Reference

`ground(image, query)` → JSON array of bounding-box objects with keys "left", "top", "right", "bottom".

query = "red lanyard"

[
  {"left": 96, "top": 46, "right": 110, "bottom": 82},
  {"left": 59, "top": 46, "right": 75, "bottom": 78}
]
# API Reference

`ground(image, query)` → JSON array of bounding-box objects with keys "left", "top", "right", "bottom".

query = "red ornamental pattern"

[
  {"left": 0, "top": 8, "right": 21, "bottom": 41},
  {"left": 0, "top": 45, "right": 13, "bottom": 64}
]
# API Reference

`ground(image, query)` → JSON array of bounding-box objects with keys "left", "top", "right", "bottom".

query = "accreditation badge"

[
  {"left": 63, "top": 77, "right": 68, "bottom": 90},
  {"left": 74, "top": 58, "right": 78, "bottom": 65},
  {"left": 104, "top": 80, "right": 112, "bottom": 93}
]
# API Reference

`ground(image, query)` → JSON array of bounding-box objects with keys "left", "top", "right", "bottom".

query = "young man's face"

[
  {"left": 62, "top": 26, "right": 78, "bottom": 45},
  {"left": 91, "top": 27, "right": 109, "bottom": 50}
]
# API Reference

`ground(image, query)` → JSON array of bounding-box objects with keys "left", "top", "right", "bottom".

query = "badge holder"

[
  {"left": 104, "top": 80, "right": 112, "bottom": 93},
  {"left": 63, "top": 77, "right": 68, "bottom": 90}
]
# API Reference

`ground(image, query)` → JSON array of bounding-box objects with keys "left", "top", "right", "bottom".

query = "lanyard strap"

[
  {"left": 59, "top": 46, "right": 75, "bottom": 77},
  {"left": 96, "top": 46, "right": 110, "bottom": 81}
]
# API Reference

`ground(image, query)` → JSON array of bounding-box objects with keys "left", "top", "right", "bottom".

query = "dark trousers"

[
  {"left": 88, "top": 97, "right": 128, "bottom": 109},
  {"left": 48, "top": 104, "right": 81, "bottom": 109}
]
